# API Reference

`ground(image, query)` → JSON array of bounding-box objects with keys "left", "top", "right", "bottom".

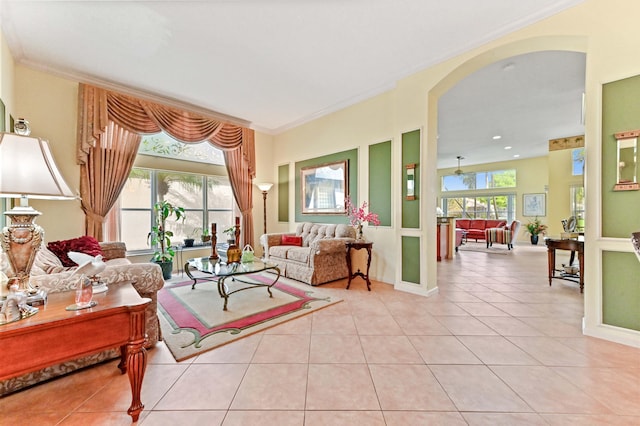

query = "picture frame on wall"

[{"left": 523, "top": 193, "right": 546, "bottom": 216}]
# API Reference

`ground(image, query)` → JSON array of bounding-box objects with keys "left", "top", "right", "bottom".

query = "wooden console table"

[
  {"left": 545, "top": 237, "right": 585, "bottom": 293},
  {"left": 345, "top": 241, "right": 373, "bottom": 291},
  {"left": 0, "top": 284, "right": 150, "bottom": 422}
]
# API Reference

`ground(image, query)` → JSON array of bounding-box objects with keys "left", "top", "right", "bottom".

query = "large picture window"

[
  {"left": 119, "top": 168, "right": 235, "bottom": 251},
  {"left": 442, "top": 169, "right": 516, "bottom": 192},
  {"left": 441, "top": 194, "right": 516, "bottom": 222}
]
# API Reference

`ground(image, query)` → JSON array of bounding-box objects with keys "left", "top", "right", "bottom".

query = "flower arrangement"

[
  {"left": 525, "top": 217, "right": 548, "bottom": 236},
  {"left": 346, "top": 196, "right": 380, "bottom": 226}
]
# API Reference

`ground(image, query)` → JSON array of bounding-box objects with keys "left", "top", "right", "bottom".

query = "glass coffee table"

[{"left": 184, "top": 257, "right": 281, "bottom": 310}]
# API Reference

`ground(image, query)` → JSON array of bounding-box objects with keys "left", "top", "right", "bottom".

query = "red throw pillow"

[
  {"left": 281, "top": 235, "right": 303, "bottom": 246},
  {"left": 47, "top": 236, "right": 104, "bottom": 267}
]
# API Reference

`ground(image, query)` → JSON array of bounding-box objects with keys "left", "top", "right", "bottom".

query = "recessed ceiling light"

[
  {"left": 492, "top": 135, "right": 501, "bottom": 140},
  {"left": 513, "top": 154, "right": 520, "bottom": 158},
  {"left": 504, "top": 146, "right": 512, "bottom": 150}
]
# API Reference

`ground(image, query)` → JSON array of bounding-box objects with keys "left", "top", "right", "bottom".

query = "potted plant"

[
  {"left": 201, "top": 227, "right": 211, "bottom": 243},
  {"left": 525, "top": 216, "right": 548, "bottom": 245},
  {"left": 147, "top": 200, "right": 186, "bottom": 279},
  {"left": 223, "top": 225, "right": 237, "bottom": 244}
]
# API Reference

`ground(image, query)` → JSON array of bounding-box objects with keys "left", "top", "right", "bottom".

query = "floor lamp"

[
  {"left": 0, "top": 122, "right": 76, "bottom": 293},
  {"left": 256, "top": 183, "right": 273, "bottom": 235}
]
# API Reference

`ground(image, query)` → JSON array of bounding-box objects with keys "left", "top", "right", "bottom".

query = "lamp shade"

[
  {"left": 0, "top": 133, "right": 75, "bottom": 200},
  {"left": 257, "top": 182, "right": 273, "bottom": 192}
]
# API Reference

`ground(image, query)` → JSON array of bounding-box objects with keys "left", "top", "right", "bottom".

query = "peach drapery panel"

[{"left": 77, "top": 84, "right": 256, "bottom": 244}]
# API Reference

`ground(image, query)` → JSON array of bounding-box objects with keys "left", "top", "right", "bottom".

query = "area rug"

[
  {"left": 458, "top": 242, "right": 512, "bottom": 255},
  {"left": 158, "top": 272, "right": 342, "bottom": 361}
]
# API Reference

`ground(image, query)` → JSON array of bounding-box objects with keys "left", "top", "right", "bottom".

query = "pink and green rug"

[{"left": 158, "top": 272, "right": 341, "bottom": 361}]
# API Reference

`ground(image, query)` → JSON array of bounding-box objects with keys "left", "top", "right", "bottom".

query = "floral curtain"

[{"left": 77, "top": 84, "right": 255, "bottom": 244}]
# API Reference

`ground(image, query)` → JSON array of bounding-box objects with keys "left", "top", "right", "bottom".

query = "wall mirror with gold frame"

[
  {"left": 301, "top": 160, "right": 348, "bottom": 214},
  {"left": 614, "top": 130, "right": 639, "bottom": 191}
]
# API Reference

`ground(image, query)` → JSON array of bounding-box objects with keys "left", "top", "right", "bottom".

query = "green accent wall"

[
  {"left": 401, "top": 236, "right": 420, "bottom": 283},
  {"left": 602, "top": 251, "right": 640, "bottom": 331},
  {"left": 294, "top": 149, "right": 358, "bottom": 223},
  {"left": 369, "top": 141, "right": 392, "bottom": 226},
  {"left": 278, "top": 164, "right": 289, "bottom": 222},
  {"left": 601, "top": 74, "right": 640, "bottom": 331},
  {"left": 602, "top": 75, "right": 640, "bottom": 238},
  {"left": 402, "top": 130, "right": 420, "bottom": 228}
]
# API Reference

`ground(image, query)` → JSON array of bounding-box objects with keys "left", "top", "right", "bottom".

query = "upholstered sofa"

[
  {"left": 485, "top": 220, "right": 522, "bottom": 250},
  {"left": 455, "top": 219, "right": 507, "bottom": 241},
  {"left": 0, "top": 240, "right": 164, "bottom": 396},
  {"left": 260, "top": 222, "right": 356, "bottom": 285}
]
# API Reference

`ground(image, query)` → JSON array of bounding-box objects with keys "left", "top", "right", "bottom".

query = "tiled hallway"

[{"left": 2, "top": 244, "right": 639, "bottom": 425}]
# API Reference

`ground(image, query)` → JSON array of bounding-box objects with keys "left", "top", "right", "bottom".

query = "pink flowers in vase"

[{"left": 346, "top": 196, "right": 380, "bottom": 226}]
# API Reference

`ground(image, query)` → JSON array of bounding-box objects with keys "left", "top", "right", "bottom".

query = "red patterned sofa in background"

[{"left": 455, "top": 219, "right": 507, "bottom": 242}]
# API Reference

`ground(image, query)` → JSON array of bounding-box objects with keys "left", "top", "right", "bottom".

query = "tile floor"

[{"left": 2, "top": 243, "right": 639, "bottom": 425}]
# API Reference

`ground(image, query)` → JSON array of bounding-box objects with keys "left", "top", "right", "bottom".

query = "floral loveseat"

[
  {"left": 260, "top": 222, "right": 356, "bottom": 285},
  {"left": 0, "top": 238, "right": 164, "bottom": 396}
]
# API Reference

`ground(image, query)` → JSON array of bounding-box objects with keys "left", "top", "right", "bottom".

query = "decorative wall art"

[{"left": 523, "top": 193, "right": 546, "bottom": 216}]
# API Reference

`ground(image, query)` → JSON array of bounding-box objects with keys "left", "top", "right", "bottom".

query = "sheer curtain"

[{"left": 77, "top": 84, "right": 256, "bottom": 245}]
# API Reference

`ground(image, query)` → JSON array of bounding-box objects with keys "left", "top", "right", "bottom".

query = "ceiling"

[{"left": 0, "top": 0, "right": 585, "bottom": 168}]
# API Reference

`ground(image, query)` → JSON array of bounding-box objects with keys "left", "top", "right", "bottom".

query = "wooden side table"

[
  {"left": 345, "top": 241, "right": 373, "bottom": 291},
  {"left": 0, "top": 284, "right": 150, "bottom": 421}
]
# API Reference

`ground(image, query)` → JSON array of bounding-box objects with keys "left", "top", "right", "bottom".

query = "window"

[
  {"left": 442, "top": 169, "right": 516, "bottom": 191},
  {"left": 119, "top": 168, "right": 235, "bottom": 251},
  {"left": 572, "top": 148, "right": 585, "bottom": 176},
  {"left": 442, "top": 194, "right": 516, "bottom": 222},
  {"left": 570, "top": 185, "right": 585, "bottom": 231}
]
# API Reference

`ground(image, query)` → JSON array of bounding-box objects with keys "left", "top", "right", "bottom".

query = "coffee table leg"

[
  {"left": 218, "top": 277, "right": 229, "bottom": 310},
  {"left": 185, "top": 262, "right": 198, "bottom": 289}
]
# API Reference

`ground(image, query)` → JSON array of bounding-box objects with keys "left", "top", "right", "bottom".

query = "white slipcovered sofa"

[{"left": 260, "top": 222, "right": 356, "bottom": 285}]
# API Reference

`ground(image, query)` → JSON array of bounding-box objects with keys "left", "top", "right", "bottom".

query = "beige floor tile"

[
  {"left": 353, "top": 313, "right": 404, "bottom": 335},
  {"left": 306, "top": 364, "right": 380, "bottom": 410},
  {"left": 230, "top": 364, "right": 307, "bottom": 410},
  {"left": 542, "top": 413, "right": 640, "bottom": 425},
  {"left": 430, "top": 365, "right": 531, "bottom": 412},
  {"left": 223, "top": 410, "right": 304, "bottom": 425},
  {"left": 309, "top": 334, "right": 366, "bottom": 363},
  {"left": 264, "top": 314, "right": 312, "bottom": 334},
  {"left": 476, "top": 315, "right": 545, "bottom": 336},
  {"left": 251, "top": 334, "right": 310, "bottom": 363},
  {"left": 462, "top": 412, "right": 548, "bottom": 425},
  {"left": 360, "top": 335, "right": 423, "bottom": 363},
  {"left": 369, "top": 364, "right": 456, "bottom": 410},
  {"left": 490, "top": 365, "right": 612, "bottom": 414},
  {"left": 553, "top": 366, "right": 640, "bottom": 416},
  {"left": 310, "top": 312, "right": 358, "bottom": 335},
  {"left": 77, "top": 364, "right": 188, "bottom": 413},
  {"left": 154, "top": 364, "right": 248, "bottom": 410},
  {"left": 393, "top": 312, "right": 452, "bottom": 335},
  {"left": 57, "top": 411, "right": 138, "bottom": 425},
  {"left": 458, "top": 335, "right": 540, "bottom": 365},
  {"left": 422, "top": 301, "right": 470, "bottom": 316},
  {"left": 304, "top": 410, "right": 386, "bottom": 426},
  {"left": 193, "top": 332, "right": 262, "bottom": 363},
  {"left": 490, "top": 302, "right": 545, "bottom": 317},
  {"left": 435, "top": 315, "right": 499, "bottom": 335},
  {"left": 410, "top": 335, "right": 482, "bottom": 364},
  {"left": 383, "top": 411, "right": 467, "bottom": 425},
  {"left": 507, "top": 336, "right": 591, "bottom": 366},
  {"left": 456, "top": 301, "right": 511, "bottom": 316},
  {"left": 561, "top": 336, "right": 640, "bottom": 367},
  {"left": 142, "top": 410, "right": 226, "bottom": 425}
]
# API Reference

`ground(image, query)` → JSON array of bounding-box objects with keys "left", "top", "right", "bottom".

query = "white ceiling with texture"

[{"left": 0, "top": 0, "right": 585, "bottom": 167}]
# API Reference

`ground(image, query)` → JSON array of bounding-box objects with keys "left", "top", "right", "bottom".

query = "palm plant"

[{"left": 148, "top": 200, "right": 186, "bottom": 263}]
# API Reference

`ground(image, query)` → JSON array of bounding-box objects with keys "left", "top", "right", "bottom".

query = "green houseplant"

[
  {"left": 223, "top": 225, "right": 237, "bottom": 244},
  {"left": 148, "top": 200, "right": 186, "bottom": 279},
  {"left": 525, "top": 216, "right": 548, "bottom": 245}
]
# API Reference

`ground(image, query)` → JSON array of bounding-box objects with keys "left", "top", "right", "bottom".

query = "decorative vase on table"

[
  {"left": 530, "top": 235, "right": 539, "bottom": 245},
  {"left": 355, "top": 223, "right": 364, "bottom": 241}
]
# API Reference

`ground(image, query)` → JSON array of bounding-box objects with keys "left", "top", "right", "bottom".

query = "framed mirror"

[
  {"left": 614, "top": 130, "right": 639, "bottom": 191},
  {"left": 301, "top": 160, "right": 348, "bottom": 214}
]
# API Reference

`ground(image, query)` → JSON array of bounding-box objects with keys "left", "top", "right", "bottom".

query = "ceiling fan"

[{"left": 454, "top": 156, "right": 465, "bottom": 175}]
